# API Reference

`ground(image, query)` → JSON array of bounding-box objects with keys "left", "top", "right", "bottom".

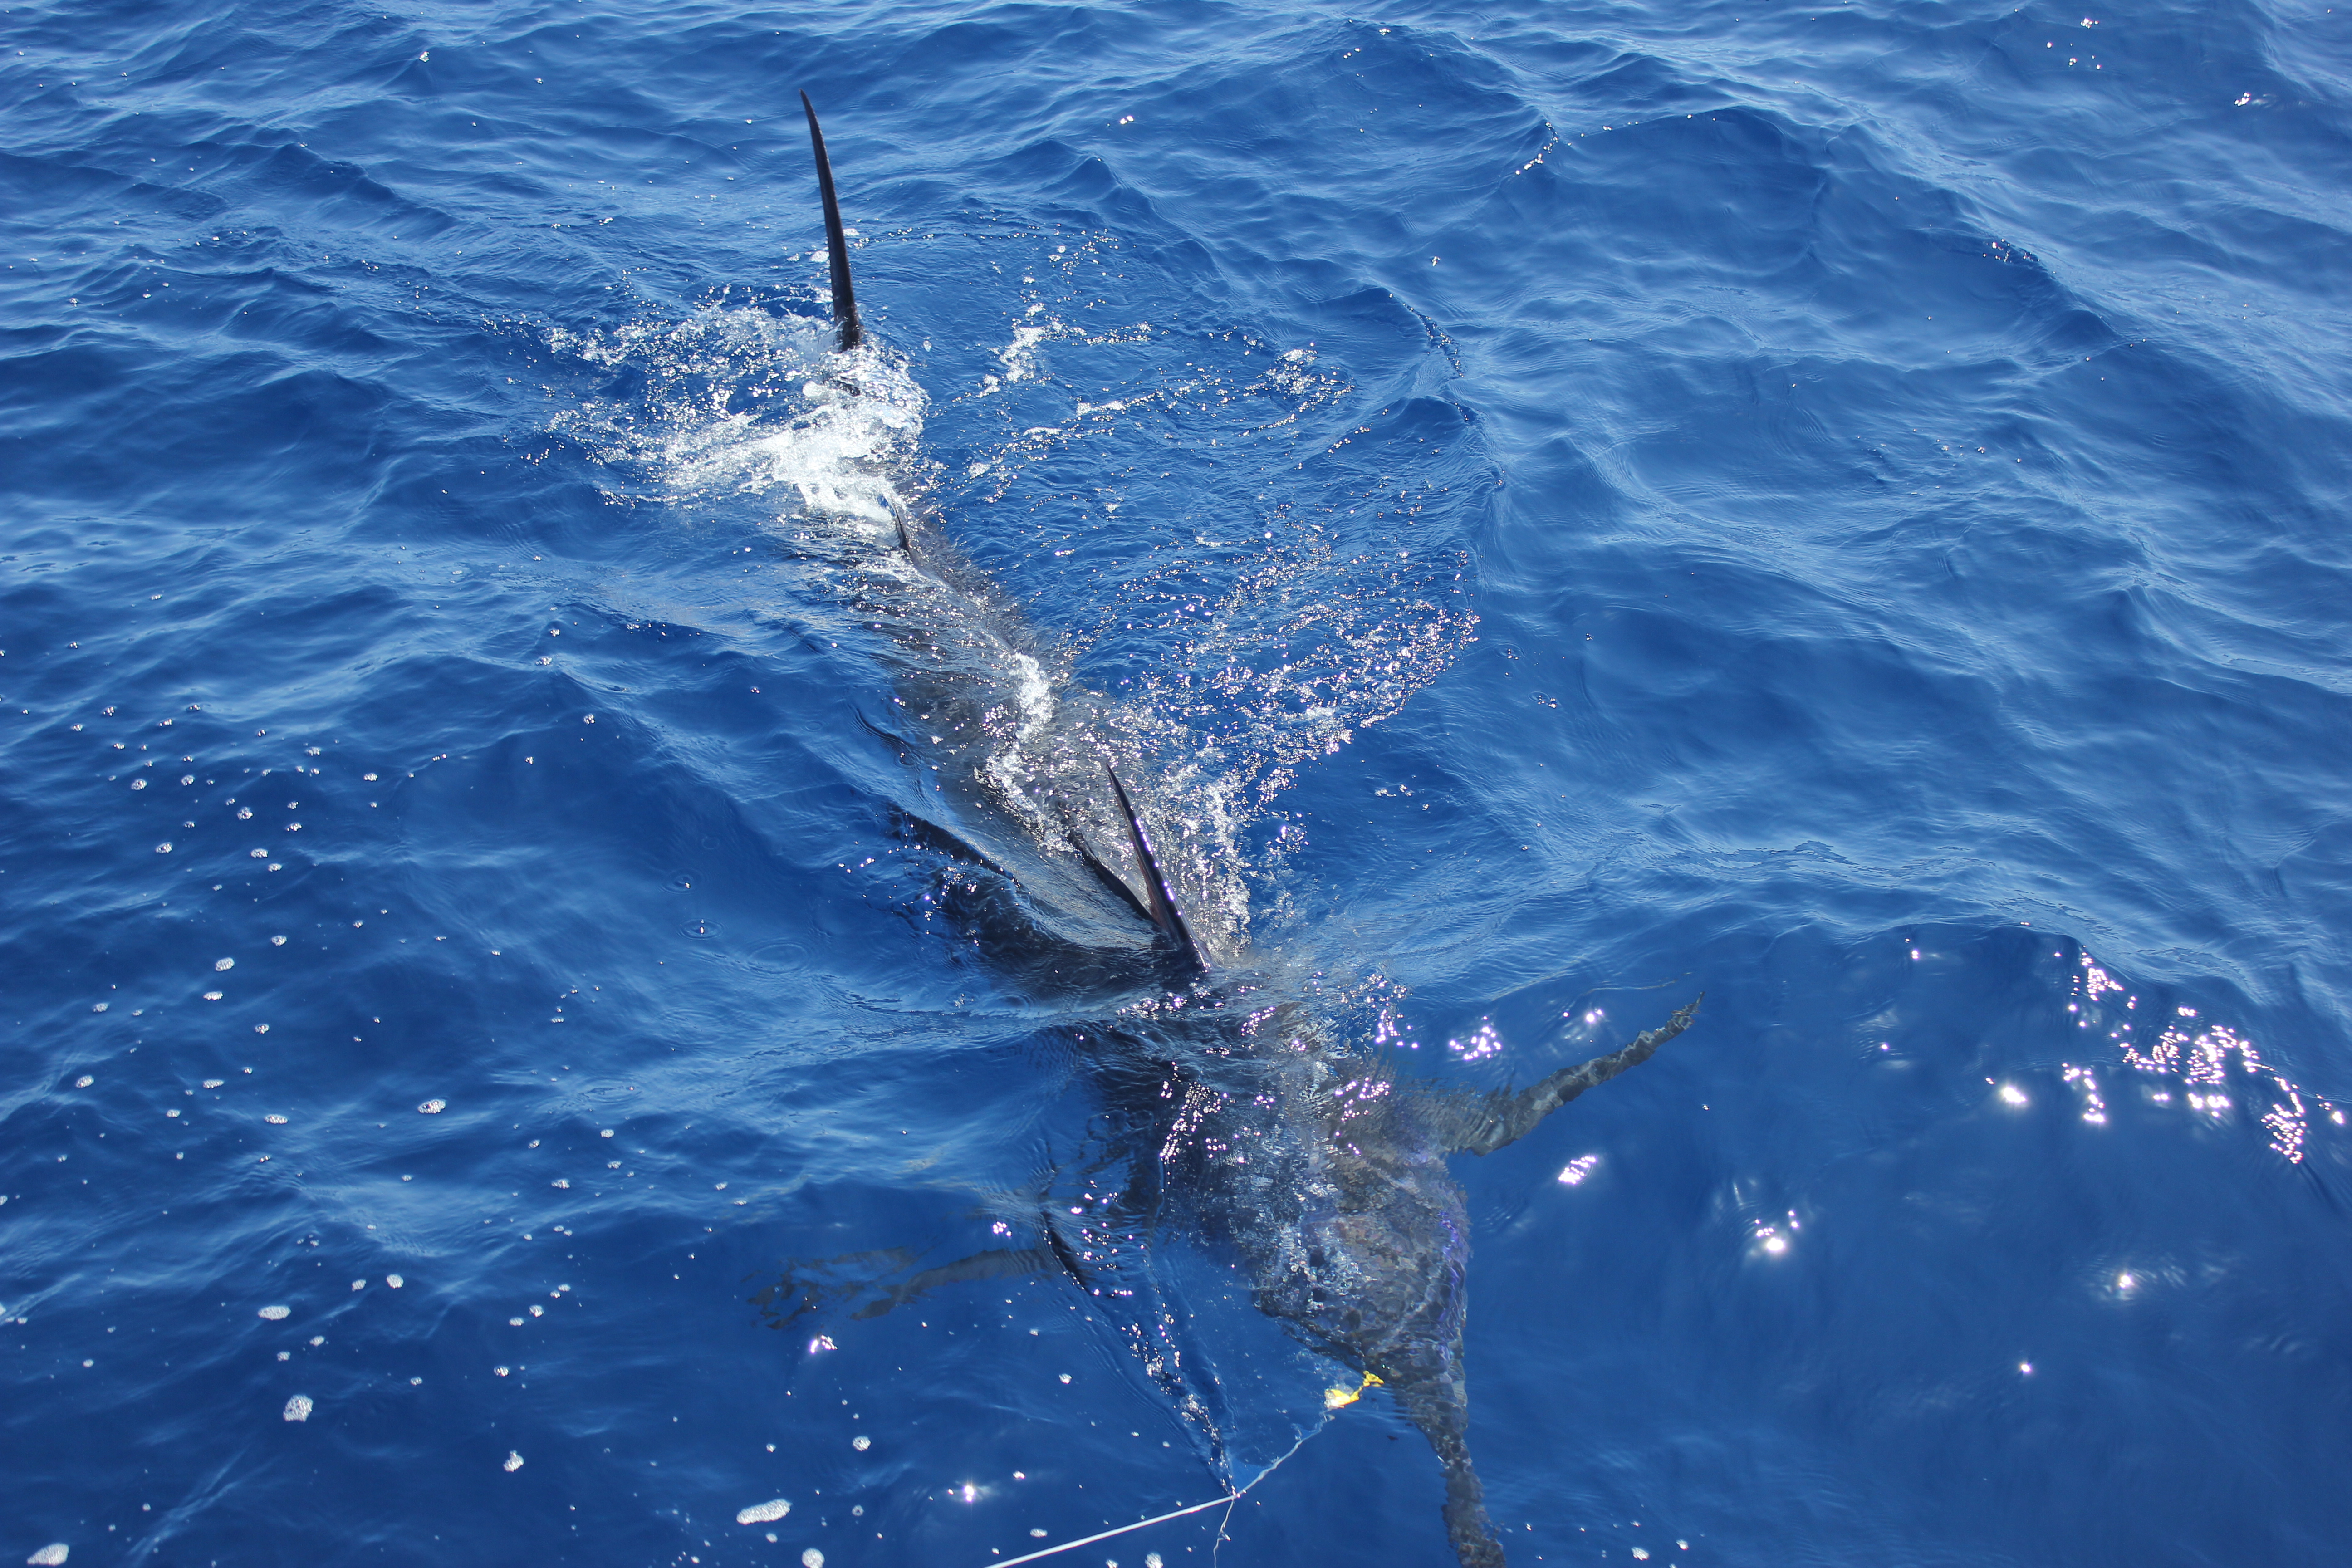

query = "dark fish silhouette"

[{"left": 762, "top": 98, "right": 1702, "bottom": 1568}]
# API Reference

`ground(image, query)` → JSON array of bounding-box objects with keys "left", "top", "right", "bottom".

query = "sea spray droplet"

[
  {"left": 736, "top": 1500, "right": 790, "bottom": 1525},
  {"left": 282, "top": 1394, "right": 314, "bottom": 1421}
]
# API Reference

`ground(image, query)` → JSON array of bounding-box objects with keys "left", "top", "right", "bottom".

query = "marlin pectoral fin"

[
  {"left": 799, "top": 90, "right": 863, "bottom": 353},
  {"left": 847, "top": 1247, "right": 1056, "bottom": 1318},
  {"left": 1454, "top": 993, "right": 1703, "bottom": 1157},
  {"left": 1102, "top": 763, "right": 1208, "bottom": 974}
]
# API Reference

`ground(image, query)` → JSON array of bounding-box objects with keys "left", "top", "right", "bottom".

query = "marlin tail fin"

[
  {"left": 799, "top": 91, "right": 863, "bottom": 353},
  {"left": 1103, "top": 763, "right": 1207, "bottom": 975}
]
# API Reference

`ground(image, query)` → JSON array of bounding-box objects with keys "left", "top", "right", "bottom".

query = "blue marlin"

[{"left": 763, "top": 95, "right": 1703, "bottom": 1568}]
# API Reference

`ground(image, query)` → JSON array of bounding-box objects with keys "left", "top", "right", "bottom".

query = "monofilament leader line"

[{"left": 983, "top": 1373, "right": 1379, "bottom": 1567}]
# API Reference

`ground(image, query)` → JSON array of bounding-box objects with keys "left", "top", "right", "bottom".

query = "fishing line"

[{"left": 980, "top": 1373, "right": 1378, "bottom": 1567}]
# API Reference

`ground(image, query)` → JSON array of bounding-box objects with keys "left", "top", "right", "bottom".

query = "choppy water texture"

[{"left": 5, "top": 0, "right": 2351, "bottom": 1563}]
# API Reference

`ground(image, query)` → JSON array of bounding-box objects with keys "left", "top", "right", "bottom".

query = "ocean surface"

[{"left": 5, "top": 0, "right": 2351, "bottom": 1564}]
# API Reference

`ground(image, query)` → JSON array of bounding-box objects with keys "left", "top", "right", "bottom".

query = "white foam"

[
  {"left": 28, "top": 1545, "right": 68, "bottom": 1566},
  {"left": 502, "top": 1451, "right": 524, "bottom": 1472},
  {"left": 735, "top": 1499, "right": 790, "bottom": 1525},
  {"left": 282, "top": 1394, "right": 313, "bottom": 1422},
  {"left": 418, "top": 1099, "right": 446, "bottom": 1114},
  {"left": 258, "top": 1305, "right": 290, "bottom": 1321}
]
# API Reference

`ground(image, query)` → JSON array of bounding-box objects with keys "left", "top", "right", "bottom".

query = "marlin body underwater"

[{"left": 762, "top": 96, "right": 1702, "bottom": 1568}]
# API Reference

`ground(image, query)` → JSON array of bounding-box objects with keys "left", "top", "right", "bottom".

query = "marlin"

[{"left": 760, "top": 94, "right": 1702, "bottom": 1568}]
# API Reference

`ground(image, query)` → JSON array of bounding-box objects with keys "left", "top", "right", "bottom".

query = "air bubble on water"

[
  {"left": 74, "top": 1075, "right": 94, "bottom": 1088},
  {"left": 387, "top": 1274, "right": 405, "bottom": 1288},
  {"left": 259, "top": 1305, "right": 291, "bottom": 1320},
  {"left": 800, "top": 1551, "right": 821, "bottom": 1568},
  {"left": 851, "top": 1435, "right": 871, "bottom": 1451},
  {"left": 215, "top": 958, "right": 234, "bottom": 972},
  {"left": 265, "top": 1114, "right": 287, "bottom": 1124},
  {"left": 503, "top": 1451, "right": 524, "bottom": 1472},
  {"left": 419, "top": 1099, "right": 447, "bottom": 1114},
  {"left": 736, "top": 1499, "right": 790, "bottom": 1525},
  {"left": 203, "top": 1078, "right": 224, "bottom": 1088},
  {"left": 282, "top": 1394, "right": 314, "bottom": 1422}
]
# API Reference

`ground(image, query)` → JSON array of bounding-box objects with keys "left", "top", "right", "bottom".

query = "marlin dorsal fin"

[
  {"left": 799, "top": 90, "right": 863, "bottom": 353},
  {"left": 1103, "top": 763, "right": 1207, "bottom": 975}
]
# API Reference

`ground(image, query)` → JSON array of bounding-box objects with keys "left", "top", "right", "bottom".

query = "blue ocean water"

[{"left": 5, "top": 0, "right": 2351, "bottom": 1563}]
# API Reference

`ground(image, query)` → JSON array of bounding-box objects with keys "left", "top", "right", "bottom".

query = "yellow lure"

[{"left": 1323, "top": 1371, "right": 1384, "bottom": 1410}]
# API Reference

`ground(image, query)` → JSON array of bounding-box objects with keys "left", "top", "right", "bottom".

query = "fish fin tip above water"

[
  {"left": 1102, "top": 762, "right": 1208, "bottom": 975},
  {"left": 799, "top": 89, "right": 863, "bottom": 353}
]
